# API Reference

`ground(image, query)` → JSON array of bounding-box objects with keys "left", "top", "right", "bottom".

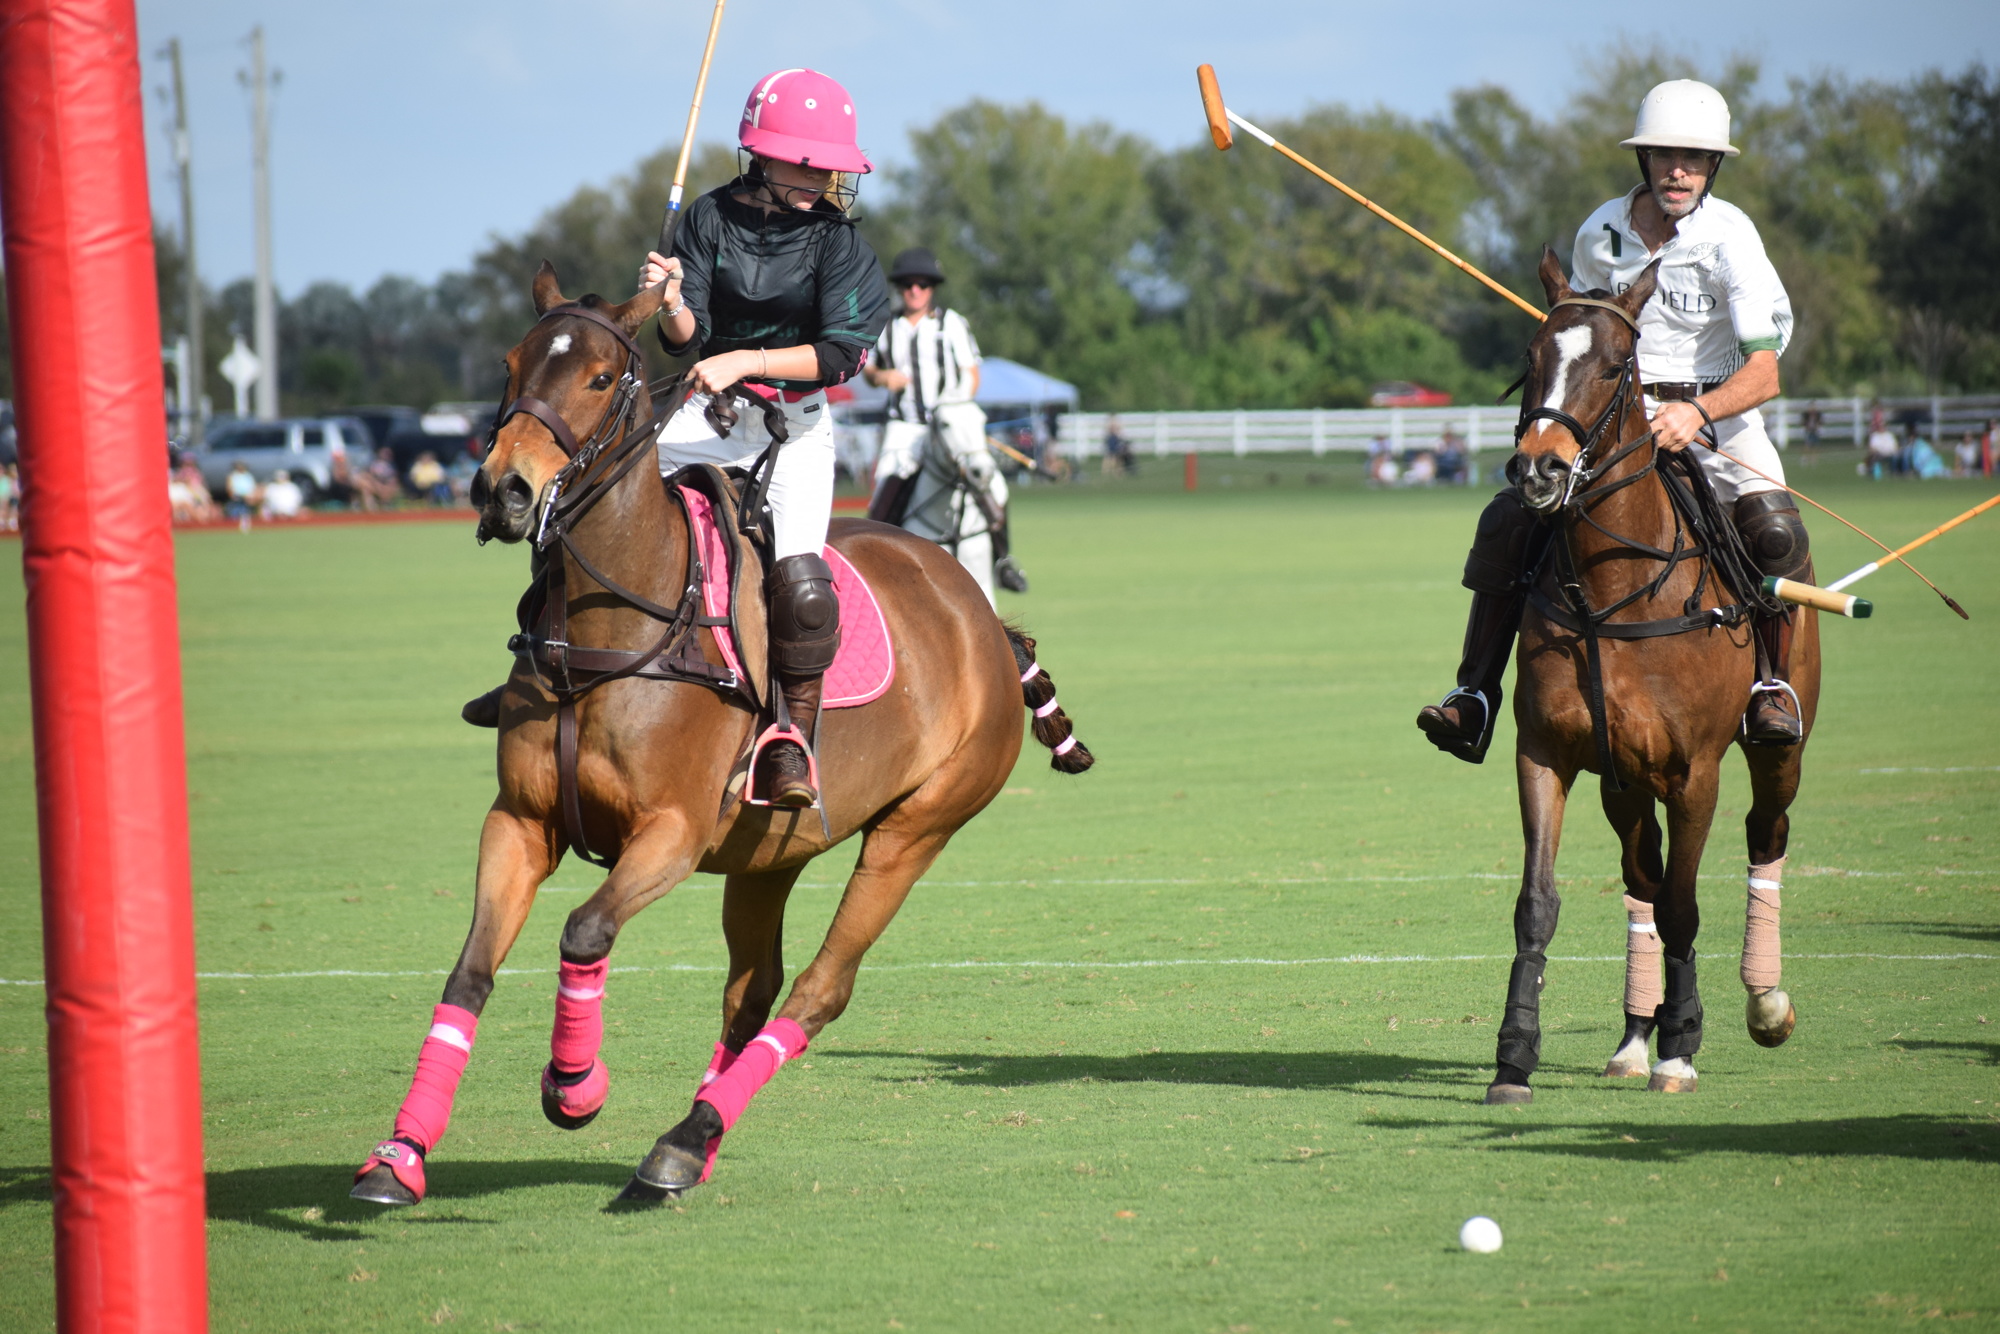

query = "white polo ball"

[{"left": 1459, "top": 1216, "right": 1503, "bottom": 1253}]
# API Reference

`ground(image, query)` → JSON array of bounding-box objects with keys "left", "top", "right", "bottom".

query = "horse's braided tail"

[{"left": 1004, "top": 625, "right": 1095, "bottom": 774}]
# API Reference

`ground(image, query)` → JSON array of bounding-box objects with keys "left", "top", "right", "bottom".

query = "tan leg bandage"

[
  {"left": 1742, "top": 857, "right": 1786, "bottom": 993},
  {"left": 1622, "top": 893, "right": 1664, "bottom": 1016}
]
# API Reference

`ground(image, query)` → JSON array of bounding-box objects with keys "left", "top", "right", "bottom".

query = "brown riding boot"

[
  {"left": 760, "top": 675, "right": 825, "bottom": 807},
  {"left": 462, "top": 685, "right": 505, "bottom": 728},
  {"left": 1416, "top": 590, "right": 1523, "bottom": 764},
  {"left": 1743, "top": 612, "right": 1803, "bottom": 745}
]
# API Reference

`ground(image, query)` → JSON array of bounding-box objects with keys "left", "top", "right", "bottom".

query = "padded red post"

[{"left": 0, "top": 1, "right": 209, "bottom": 1330}]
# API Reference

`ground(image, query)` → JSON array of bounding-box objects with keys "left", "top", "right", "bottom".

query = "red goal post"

[{"left": 0, "top": 0, "right": 209, "bottom": 1330}]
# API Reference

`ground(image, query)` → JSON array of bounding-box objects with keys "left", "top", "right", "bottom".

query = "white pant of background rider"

[
  {"left": 1655, "top": 395, "right": 1784, "bottom": 502},
  {"left": 655, "top": 389, "right": 836, "bottom": 560},
  {"left": 876, "top": 400, "right": 1008, "bottom": 604}
]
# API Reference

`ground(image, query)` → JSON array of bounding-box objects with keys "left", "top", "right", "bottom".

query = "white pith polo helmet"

[{"left": 1620, "top": 79, "right": 1739, "bottom": 156}]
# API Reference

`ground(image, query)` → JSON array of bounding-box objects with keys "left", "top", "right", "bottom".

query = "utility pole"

[
  {"left": 163, "top": 36, "right": 204, "bottom": 444},
  {"left": 245, "top": 26, "right": 277, "bottom": 420}
]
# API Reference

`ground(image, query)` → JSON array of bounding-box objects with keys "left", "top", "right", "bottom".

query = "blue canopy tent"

[{"left": 975, "top": 357, "right": 1078, "bottom": 411}]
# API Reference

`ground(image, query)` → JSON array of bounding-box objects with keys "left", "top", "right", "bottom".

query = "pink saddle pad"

[{"left": 678, "top": 486, "right": 894, "bottom": 709}]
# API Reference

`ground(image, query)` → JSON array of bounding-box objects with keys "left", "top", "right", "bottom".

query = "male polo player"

[{"left": 1418, "top": 78, "right": 1811, "bottom": 760}]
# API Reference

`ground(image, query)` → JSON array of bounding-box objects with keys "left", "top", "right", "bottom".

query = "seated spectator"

[
  {"left": 356, "top": 446, "right": 403, "bottom": 511},
  {"left": 324, "top": 450, "right": 362, "bottom": 508},
  {"left": 1102, "top": 416, "right": 1135, "bottom": 475},
  {"left": 260, "top": 469, "right": 305, "bottom": 520},
  {"left": 1402, "top": 449, "right": 1438, "bottom": 486},
  {"left": 0, "top": 462, "right": 18, "bottom": 533},
  {"left": 223, "top": 460, "right": 260, "bottom": 521},
  {"left": 1906, "top": 432, "right": 1946, "bottom": 480},
  {"left": 1366, "top": 433, "right": 1399, "bottom": 486},
  {"left": 408, "top": 450, "right": 451, "bottom": 505},
  {"left": 1954, "top": 432, "right": 1980, "bottom": 478},
  {"left": 1863, "top": 425, "right": 1898, "bottom": 479},
  {"left": 172, "top": 453, "right": 218, "bottom": 524}
]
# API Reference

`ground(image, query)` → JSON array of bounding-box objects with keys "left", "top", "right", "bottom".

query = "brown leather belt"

[{"left": 1643, "top": 381, "right": 1721, "bottom": 402}]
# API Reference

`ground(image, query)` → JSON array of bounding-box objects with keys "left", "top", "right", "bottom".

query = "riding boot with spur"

[
  {"left": 1416, "top": 489, "right": 1542, "bottom": 764},
  {"left": 760, "top": 553, "right": 842, "bottom": 808},
  {"left": 1735, "top": 492, "right": 1810, "bottom": 746}
]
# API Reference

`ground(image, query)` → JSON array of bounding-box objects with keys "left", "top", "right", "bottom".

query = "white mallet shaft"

[{"left": 1824, "top": 492, "right": 1999, "bottom": 592}]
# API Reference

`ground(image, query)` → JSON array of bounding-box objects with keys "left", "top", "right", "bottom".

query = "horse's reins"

[
  {"left": 1512, "top": 297, "right": 1774, "bottom": 790},
  {"left": 488, "top": 302, "right": 788, "bottom": 867}
]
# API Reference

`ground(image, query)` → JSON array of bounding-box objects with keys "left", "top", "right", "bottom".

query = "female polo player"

[{"left": 639, "top": 68, "right": 892, "bottom": 806}]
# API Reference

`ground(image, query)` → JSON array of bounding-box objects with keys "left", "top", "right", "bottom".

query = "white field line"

[
  {"left": 1, "top": 950, "right": 1992, "bottom": 987},
  {"left": 1858, "top": 765, "right": 2000, "bottom": 774}
]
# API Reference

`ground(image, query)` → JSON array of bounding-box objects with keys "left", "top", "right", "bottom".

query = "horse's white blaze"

[
  {"left": 548, "top": 333, "right": 572, "bottom": 356},
  {"left": 1542, "top": 326, "right": 1593, "bottom": 411}
]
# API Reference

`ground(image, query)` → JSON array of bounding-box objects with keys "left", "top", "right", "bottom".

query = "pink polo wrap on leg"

[
  {"left": 701, "top": 1041, "right": 740, "bottom": 1087},
  {"left": 1742, "top": 857, "right": 1785, "bottom": 993},
  {"left": 393, "top": 1003, "right": 479, "bottom": 1151},
  {"left": 694, "top": 1018, "right": 807, "bottom": 1132},
  {"left": 551, "top": 959, "right": 609, "bottom": 1074},
  {"left": 1622, "top": 894, "right": 1664, "bottom": 1017}
]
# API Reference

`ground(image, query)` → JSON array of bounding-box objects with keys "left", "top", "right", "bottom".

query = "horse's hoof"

[
  {"left": 1483, "top": 1083, "right": 1533, "bottom": 1105},
  {"left": 629, "top": 1134, "right": 708, "bottom": 1197},
  {"left": 1646, "top": 1058, "right": 1698, "bottom": 1093},
  {"left": 350, "top": 1163, "right": 420, "bottom": 1207},
  {"left": 612, "top": 1174, "right": 679, "bottom": 1208},
  {"left": 1602, "top": 1057, "right": 1649, "bottom": 1078},
  {"left": 1746, "top": 990, "right": 1796, "bottom": 1048},
  {"left": 541, "top": 1059, "right": 609, "bottom": 1130}
]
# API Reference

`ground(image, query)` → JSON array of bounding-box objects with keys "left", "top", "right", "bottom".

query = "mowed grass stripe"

[{"left": 0, "top": 464, "right": 1994, "bottom": 1332}]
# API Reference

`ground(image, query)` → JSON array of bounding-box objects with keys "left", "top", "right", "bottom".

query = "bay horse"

[
  {"left": 352, "top": 263, "right": 1092, "bottom": 1206},
  {"left": 1486, "top": 249, "right": 1819, "bottom": 1104}
]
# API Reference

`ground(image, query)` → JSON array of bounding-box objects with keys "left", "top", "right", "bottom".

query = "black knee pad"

[
  {"left": 767, "top": 553, "right": 841, "bottom": 678},
  {"left": 1463, "top": 489, "right": 1542, "bottom": 595},
  {"left": 1735, "top": 493, "right": 1811, "bottom": 581}
]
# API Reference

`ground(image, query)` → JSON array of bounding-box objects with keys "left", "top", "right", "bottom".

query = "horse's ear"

[
  {"left": 1617, "top": 259, "right": 1661, "bottom": 320},
  {"left": 608, "top": 281, "right": 666, "bottom": 337},
  {"left": 531, "top": 260, "right": 565, "bottom": 316},
  {"left": 1537, "top": 245, "right": 1573, "bottom": 305}
]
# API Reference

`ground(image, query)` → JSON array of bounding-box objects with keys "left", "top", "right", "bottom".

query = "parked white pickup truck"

[{"left": 194, "top": 416, "right": 372, "bottom": 501}]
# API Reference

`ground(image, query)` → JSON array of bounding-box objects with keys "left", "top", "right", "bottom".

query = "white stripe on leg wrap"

[
  {"left": 1742, "top": 858, "right": 1786, "bottom": 992},
  {"left": 1622, "top": 893, "right": 1663, "bottom": 1016}
]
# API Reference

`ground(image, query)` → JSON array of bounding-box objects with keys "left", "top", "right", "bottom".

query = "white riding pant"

[
  {"left": 657, "top": 389, "right": 834, "bottom": 560},
  {"left": 874, "top": 409, "right": 1008, "bottom": 603},
  {"left": 1644, "top": 395, "right": 1785, "bottom": 504}
]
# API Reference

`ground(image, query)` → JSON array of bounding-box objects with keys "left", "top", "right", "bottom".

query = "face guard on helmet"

[
  {"left": 737, "top": 68, "right": 871, "bottom": 213},
  {"left": 1622, "top": 79, "right": 1738, "bottom": 210}
]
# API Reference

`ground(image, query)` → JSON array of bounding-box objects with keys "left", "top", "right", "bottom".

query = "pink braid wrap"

[
  {"left": 1742, "top": 857, "right": 1785, "bottom": 993},
  {"left": 695, "top": 1018, "right": 807, "bottom": 1132},
  {"left": 551, "top": 958, "right": 609, "bottom": 1073},
  {"left": 1622, "top": 894, "right": 1663, "bottom": 1017},
  {"left": 393, "top": 1003, "right": 478, "bottom": 1151}
]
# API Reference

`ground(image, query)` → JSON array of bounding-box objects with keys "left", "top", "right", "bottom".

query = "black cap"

[{"left": 887, "top": 247, "right": 946, "bottom": 284}]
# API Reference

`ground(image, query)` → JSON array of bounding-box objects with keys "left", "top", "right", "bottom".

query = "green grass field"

[{"left": 1, "top": 459, "right": 1995, "bottom": 1331}]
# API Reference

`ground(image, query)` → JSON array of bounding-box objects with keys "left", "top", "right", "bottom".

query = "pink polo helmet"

[{"left": 738, "top": 69, "right": 873, "bottom": 174}]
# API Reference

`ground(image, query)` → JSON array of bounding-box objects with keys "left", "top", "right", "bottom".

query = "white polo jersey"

[
  {"left": 1571, "top": 186, "right": 1792, "bottom": 386},
  {"left": 874, "top": 307, "right": 980, "bottom": 424}
]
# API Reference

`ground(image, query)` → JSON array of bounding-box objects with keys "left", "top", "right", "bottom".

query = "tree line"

[{"left": 2, "top": 47, "right": 1992, "bottom": 416}]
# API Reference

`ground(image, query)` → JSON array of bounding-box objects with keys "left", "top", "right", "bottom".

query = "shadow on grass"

[
  {"left": 1859, "top": 920, "right": 2000, "bottom": 945},
  {"left": 203, "top": 1159, "right": 633, "bottom": 1241},
  {"left": 823, "top": 1048, "right": 1493, "bottom": 1093},
  {"left": 1356, "top": 1113, "right": 1999, "bottom": 1164},
  {"left": 1892, "top": 1038, "right": 2000, "bottom": 1065}
]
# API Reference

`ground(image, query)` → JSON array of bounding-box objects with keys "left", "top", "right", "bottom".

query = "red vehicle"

[{"left": 1370, "top": 381, "right": 1453, "bottom": 408}]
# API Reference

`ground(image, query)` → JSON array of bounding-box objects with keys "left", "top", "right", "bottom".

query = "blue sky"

[{"left": 133, "top": 0, "right": 1997, "bottom": 294}]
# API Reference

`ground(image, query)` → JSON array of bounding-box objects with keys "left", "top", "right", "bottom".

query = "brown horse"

[
  {"left": 352, "top": 263, "right": 1092, "bottom": 1206},
  {"left": 1486, "top": 250, "right": 1819, "bottom": 1104}
]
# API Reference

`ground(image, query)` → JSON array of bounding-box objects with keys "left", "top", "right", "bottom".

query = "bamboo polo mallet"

[{"left": 657, "top": 0, "right": 730, "bottom": 257}]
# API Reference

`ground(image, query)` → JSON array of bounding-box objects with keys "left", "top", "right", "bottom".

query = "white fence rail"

[{"left": 1058, "top": 395, "right": 2000, "bottom": 461}]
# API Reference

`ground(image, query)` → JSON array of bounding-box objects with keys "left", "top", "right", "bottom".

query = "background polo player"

[{"left": 1418, "top": 78, "right": 1813, "bottom": 760}]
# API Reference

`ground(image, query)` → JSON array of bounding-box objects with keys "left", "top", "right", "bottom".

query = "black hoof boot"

[
  {"left": 461, "top": 685, "right": 504, "bottom": 728},
  {"left": 350, "top": 1163, "right": 419, "bottom": 1207},
  {"left": 618, "top": 1101, "right": 725, "bottom": 1205}
]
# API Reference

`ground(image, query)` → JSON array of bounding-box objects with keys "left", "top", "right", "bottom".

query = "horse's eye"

[
  {"left": 591, "top": 372, "right": 614, "bottom": 390},
  {"left": 1600, "top": 366, "right": 1622, "bottom": 381}
]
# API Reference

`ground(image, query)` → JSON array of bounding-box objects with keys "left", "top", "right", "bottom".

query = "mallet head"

[{"left": 1197, "top": 65, "right": 1233, "bottom": 151}]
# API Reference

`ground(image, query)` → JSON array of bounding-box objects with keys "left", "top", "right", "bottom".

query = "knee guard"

[
  {"left": 1735, "top": 492, "right": 1811, "bottom": 581},
  {"left": 766, "top": 553, "right": 841, "bottom": 679},
  {"left": 1462, "top": 489, "right": 1542, "bottom": 596}
]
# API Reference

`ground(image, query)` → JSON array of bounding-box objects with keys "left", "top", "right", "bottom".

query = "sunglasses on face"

[{"left": 897, "top": 279, "right": 936, "bottom": 290}]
